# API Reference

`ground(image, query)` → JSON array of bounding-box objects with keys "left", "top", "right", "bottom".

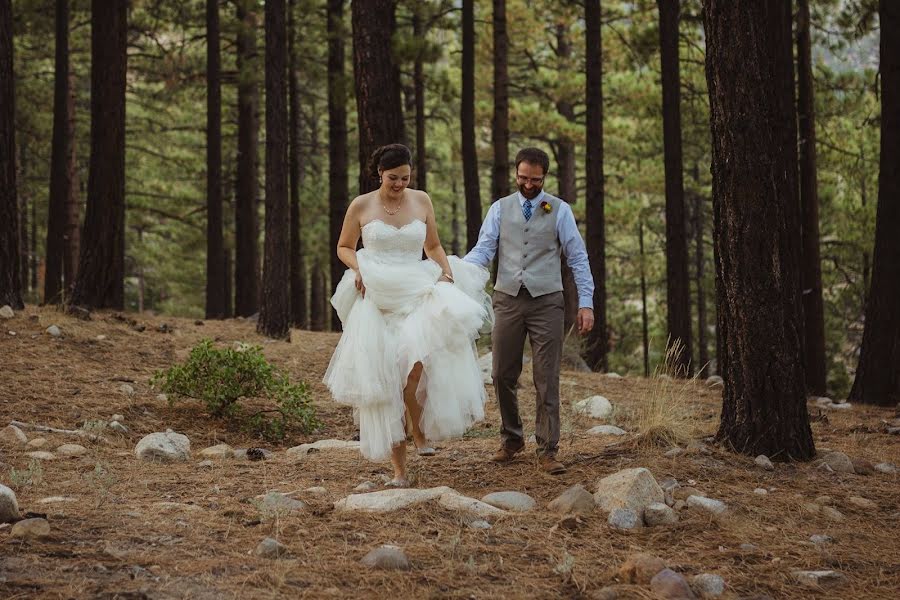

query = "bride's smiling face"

[{"left": 380, "top": 165, "right": 411, "bottom": 197}]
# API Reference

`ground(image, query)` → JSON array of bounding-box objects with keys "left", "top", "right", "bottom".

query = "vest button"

[
  {"left": 524, "top": 228, "right": 529, "bottom": 232},
  {"left": 523, "top": 240, "right": 528, "bottom": 245}
]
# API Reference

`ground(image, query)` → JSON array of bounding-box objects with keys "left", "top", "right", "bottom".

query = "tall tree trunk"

[
  {"left": 289, "top": 0, "right": 307, "bottom": 329},
  {"left": 704, "top": 0, "right": 814, "bottom": 459},
  {"left": 0, "top": 0, "right": 22, "bottom": 309},
  {"left": 205, "top": 0, "right": 226, "bottom": 319},
  {"left": 329, "top": 0, "right": 349, "bottom": 329},
  {"left": 257, "top": 0, "right": 291, "bottom": 340},
  {"left": 71, "top": 0, "right": 127, "bottom": 311},
  {"left": 796, "top": 0, "right": 826, "bottom": 395},
  {"left": 310, "top": 261, "right": 325, "bottom": 332},
  {"left": 234, "top": 1, "right": 260, "bottom": 317},
  {"left": 351, "top": 0, "right": 405, "bottom": 195},
  {"left": 62, "top": 72, "right": 79, "bottom": 295},
  {"left": 462, "top": 0, "right": 481, "bottom": 250},
  {"left": 44, "top": 0, "right": 70, "bottom": 304},
  {"left": 224, "top": 248, "right": 233, "bottom": 319},
  {"left": 639, "top": 217, "right": 650, "bottom": 377},
  {"left": 491, "top": 0, "right": 509, "bottom": 201},
  {"left": 849, "top": 0, "right": 900, "bottom": 406},
  {"left": 583, "top": 0, "right": 607, "bottom": 371},
  {"left": 658, "top": 0, "right": 692, "bottom": 375},
  {"left": 694, "top": 188, "right": 709, "bottom": 378},
  {"left": 413, "top": 6, "right": 427, "bottom": 191}
]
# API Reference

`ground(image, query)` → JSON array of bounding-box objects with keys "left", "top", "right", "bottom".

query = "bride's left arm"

[{"left": 421, "top": 193, "right": 454, "bottom": 283}]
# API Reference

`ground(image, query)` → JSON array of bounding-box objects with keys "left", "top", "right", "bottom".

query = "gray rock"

[
  {"left": 26, "top": 437, "right": 46, "bottom": 448},
  {"left": 692, "top": 573, "right": 725, "bottom": 598},
  {"left": 619, "top": 553, "right": 666, "bottom": 584},
  {"left": 0, "top": 305, "right": 13, "bottom": 319},
  {"left": 361, "top": 545, "right": 409, "bottom": 570},
  {"left": 134, "top": 431, "right": 191, "bottom": 462},
  {"left": 810, "top": 534, "right": 833, "bottom": 545},
  {"left": 480, "top": 491, "right": 536, "bottom": 512},
  {"left": 594, "top": 468, "right": 664, "bottom": 514},
  {"left": 25, "top": 451, "right": 55, "bottom": 461},
  {"left": 874, "top": 462, "right": 897, "bottom": 474},
  {"left": 814, "top": 495, "right": 833, "bottom": 505},
  {"left": 851, "top": 457, "right": 875, "bottom": 475},
  {"left": 650, "top": 568, "right": 697, "bottom": 599},
  {"left": 335, "top": 486, "right": 457, "bottom": 513},
  {"left": 664, "top": 447, "right": 685, "bottom": 458},
  {"left": 354, "top": 481, "right": 377, "bottom": 492},
  {"left": 477, "top": 352, "right": 493, "bottom": 385},
  {"left": 111, "top": 414, "right": 125, "bottom": 423},
  {"left": 156, "top": 393, "right": 168, "bottom": 402},
  {"left": 468, "top": 519, "right": 492, "bottom": 530},
  {"left": 305, "top": 486, "right": 328, "bottom": 495},
  {"left": 197, "top": 460, "right": 215, "bottom": 468},
  {"left": 792, "top": 570, "right": 845, "bottom": 588},
  {"left": 753, "top": 488, "right": 768, "bottom": 495},
  {"left": 587, "top": 425, "right": 627, "bottom": 436},
  {"left": 847, "top": 496, "right": 876, "bottom": 510},
  {"left": 46, "top": 325, "right": 62, "bottom": 337},
  {"left": 0, "top": 484, "right": 19, "bottom": 523},
  {"left": 438, "top": 493, "right": 508, "bottom": 519},
  {"left": 548, "top": 484, "right": 596, "bottom": 515},
  {"left": 818, "top": 451, "right": 855, "bottom": 474},
  {"left": 706, "top": 376, "right": 723, "bottom": 387},
  {"left": 607, "top": 507, "right": 642, "bottom": 530},
  {"left": 118, "top": 383, "right": 135, "bottom": 396},
  {"left": 573, "top": 395, "right": 614, "bottom": 419},
  {"left": 821, "top": 506, "right": 845, "bottom": 522},
  {"left": 644, "top": 502, "right": 679, "bottom": 526},
  {"left": 10, "top": 518, "right": 51, "bottom": 540},
  {"left": 754, "top": 455, "right": 774, "bottom": 471},
  {"left": 108, "top": 421, "right": 129, "bottom": 435},
  {"left": 255, "top": 537, "right": 287, "bottom": 559},
  {"left": 286, "top": 439, "right": 360, "bottom": 457},
  {"left": 199, "top": 444, "right": 234, "bottom": 459},
  {"left": 739, "top": 543, "right": 758, "bottom": 552},
  {"left": 259, "top": 492, "right": 307, "bottom": 517},
  {"left": 605, "top": 372, "right": 622, "bottom": 379},
  {"left": 56, "top": 443, "right": 88, "bottom": 457},
  {"left": 686, "top": 495, "right": 727, "bottom": 516},
  {"left": 0, "top": 424, "right": 27, "bottom": 445}
]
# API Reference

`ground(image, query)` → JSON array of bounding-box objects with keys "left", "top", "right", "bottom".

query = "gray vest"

[{"left": 494, "top": 193, "right": 564, "bottom": 298}]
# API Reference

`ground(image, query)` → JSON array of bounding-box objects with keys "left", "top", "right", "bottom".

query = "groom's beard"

[{"left": 518, "top": 184, "right": 541, "bottom": 200}]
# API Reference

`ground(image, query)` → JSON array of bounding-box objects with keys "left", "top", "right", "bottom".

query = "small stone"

[
  {"left": 644, "top": 502, "right": 678, "bottom": 526},
  {"left": 818, "top": 451, "right": 854, "bottom": 473},
  {"left": 821, "top": 506, "right": 845, "bottom": 521},
  {"left": 197, "top": 460, "right": 215, "bottom": 468},
  {"left": 156, "top": 393, "right": 168, "bottom": 402},
  {"left": 673, "top": 500, "right": 686, "bottom": 511},
  {"left": 686, "top": 495, "right": 727, "bottom": 516},
  {"left": 587, "top": 425, "right": 627, "bottom": 436},
  {"left": 792, "top": 570, "right": 845, "bottom": 588},
  {"left": 692, "top": 573, "right": 726, "bottom": 598},
  {"left": 1, "top": 424, "right": 28, "bottom": 445},
  {"left": 851, "top": 457, "right": 875, "bottom": 475},
  {"left": 664, "top": 447, "right": 685, "bottom": 458},
  {"left": 754, "top": 455, "right": 774, "bottom": 471},
  {"left": 111, "top": 414, "right": 125, "bottom": 423},
  {"left": 25, "top": 451, "right": 56, "bottom": 461},
  {"left": 619, "top": 553, "right": 666, "bottom": 584},
  {"left": 0, "top": 305, "right": 13, "bottom": 319},
  {"left": 96, "top": 335, "right": 107, "bottom": 340},
  {"left": 118, "top": 383, "right": 135, "bottom": 396},
  {"left": 608, "top": 507, "right": 642, "bottom": 530},
  {"left": 481, "top": 491, "right": 536, "bottom": 512},
  {"left": 259, "top": 492, "right": 306, "bottom": 516},
  {"left": 548, "top": 484, "right": 595, "bottom": 515},
  {"left": 199, "top": 444, "right": 234, "bottom": 459},
  {"left": 56, "top": 443, "right": 88, "bottom": 457},
  {"left": 802, "top": 502, "right": 821, "bottom": 514},
  {"left": 0, "top": 484, "right": 19, "bottom": 523},
  {"left": 739, "top": 543, "right": 758, "bottom": 552},
  {"left": 847, "top": 496, "right": 876, "bottom": 510},
  {"left": 354, "top": 481, "right": 377, "bottom": 492},
  {"left": 874, "top": 462, "right": 897, "bottom": 474},
  {"left": 305, "top": 486, "right": 328, "bottom": 495},
  {"left": 468, "top": 519, "right": 492, "bottom": 530},
  {"left": 108, "top": 421, "right": 129, "bottom": 435},
  {"left": 573, "top": 395, "right": 614, "bottom": 419},
  {"left": 46, "top": 325, "right": 61, "bottom": 337},
  {"left": 826, "top": 402, "right": 852, "bottom": 410},
  {"left": 255, "top": 537, "right": 287, "bottom": 559},
  {"left": 361, "top": 545, "right": 409, "bottom": 570},
  {"left": 10, "top": 518, "right": 51, "bottom": 540},
  {"left": 753, "top": 488, "right": 768, "bottom": 495},
  {"left": 27, "top": 437, "right": 47, "bottom": 448},
  {"left": 650, "top": 568, "right": 697, "bottom": 599},
  {"left": 706, "top": 376, "right": 723, "bottom": 386},
  {"left": 605, "top": 372, "right": 622, "bottom": 378},
  {"left": 810, "top": 534, "right": 833, "bottom": 545},
  {"left": 814, "top": 495, "right": 833, "bottom": 505}
]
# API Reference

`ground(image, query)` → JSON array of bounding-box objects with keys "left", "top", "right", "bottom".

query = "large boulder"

[
  {"left": 480, "top": 491, "right": 535, "bottom": 512},
  {"left": 134, "top": 430, "right": 191, "bottom": 462},
  {"left": 0, "top": 484, "right": 19, "bottom": 523},
  {"left": 574, "top": 395, "right": 614, "bottom": 419},
  {"left": 594, "top": 468, "right": 664, "bottom": 514},
  {"left": 439, "top": 493, "right": 508, "bottom": 519},
  {"left": 334, "top": 486, "right": 456, "bottom": 513}
]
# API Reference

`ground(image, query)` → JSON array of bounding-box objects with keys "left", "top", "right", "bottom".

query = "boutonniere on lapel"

[{"left": 539, "top": 200, "right": 552, "bottom": 214}]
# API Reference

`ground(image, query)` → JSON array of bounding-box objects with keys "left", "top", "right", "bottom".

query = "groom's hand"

[{"left": 577, "top": 308, "right": 594, "bottom": 335}]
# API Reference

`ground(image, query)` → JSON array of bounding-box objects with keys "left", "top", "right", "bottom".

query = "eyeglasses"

[{"left": 515, "top": 174, "right": 545, "bottom": 186}]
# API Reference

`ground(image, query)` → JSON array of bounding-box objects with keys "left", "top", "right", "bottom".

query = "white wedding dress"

[{"left": 324, "top": 218, "right": 492, "bottom": 461}]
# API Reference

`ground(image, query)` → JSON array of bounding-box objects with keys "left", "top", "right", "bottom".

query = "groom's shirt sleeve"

[
  {"left": 557, "top": 202, "right": 595, "bottom": 310},
  {"left": 462, "top": 201, "right": 501, "bottom": 268}
]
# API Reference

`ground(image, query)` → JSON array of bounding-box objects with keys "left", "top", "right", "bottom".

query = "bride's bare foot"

[{"left": 385, "top": 476, "right": 410, "bottom": 488}]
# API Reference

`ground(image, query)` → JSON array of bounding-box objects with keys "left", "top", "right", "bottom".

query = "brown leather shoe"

[
  {"left": 539, "top": 454, "right": 567, "bottom": 475},
  {"left": 490, "top": 441, "right": 525, "bottom": 462}
]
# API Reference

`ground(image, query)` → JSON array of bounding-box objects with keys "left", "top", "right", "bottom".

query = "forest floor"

[{"left": 0, "top": 305, "right": 898, "bottom": 599}]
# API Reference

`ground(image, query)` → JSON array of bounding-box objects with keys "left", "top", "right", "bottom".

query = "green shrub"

[{"left": 151, "top": 339, "right": 320, "bottom": 440}]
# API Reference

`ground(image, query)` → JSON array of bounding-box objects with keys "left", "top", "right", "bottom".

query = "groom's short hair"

[{"left": 515, "top": 147, "right": 550, "bottom": 175}]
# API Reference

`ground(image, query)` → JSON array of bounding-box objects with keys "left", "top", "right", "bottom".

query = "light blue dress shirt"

[{"left": 463, "top": 190, "right": 595, "bottom": 309}]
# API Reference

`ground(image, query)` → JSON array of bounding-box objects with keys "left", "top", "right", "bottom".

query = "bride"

[{"left": 324, "top": 144, "right": 491, "bottom": 486}]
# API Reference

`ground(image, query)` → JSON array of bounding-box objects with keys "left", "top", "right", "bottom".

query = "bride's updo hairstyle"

[{"left": 367, "top": 143, "right": 412, "bottom": 181}]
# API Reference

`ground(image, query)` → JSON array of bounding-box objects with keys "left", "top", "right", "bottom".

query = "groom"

[{"left": 464, "top": 147, "right": 594, "bottom": 475}]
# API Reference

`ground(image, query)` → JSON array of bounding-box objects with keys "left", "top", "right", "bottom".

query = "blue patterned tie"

[{"left": 523, "top": 200, "right": 533, "bottom": 221}]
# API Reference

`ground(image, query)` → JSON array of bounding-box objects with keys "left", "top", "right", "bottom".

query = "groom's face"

[{"left": 516, "top": 161, "right": 545, "bottom": 200}]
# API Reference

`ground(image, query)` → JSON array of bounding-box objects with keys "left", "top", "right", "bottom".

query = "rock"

[
  {"left": 439, "top": 493, "right": 508, "bottom": 519},
  {"left": 818, "top": 451, "right": 854, "bottom": 474},
  {"left": 554, "top": 515, "right": 583, "bottom": 531},
  {"left": 644, "top": 502, "right": 679, "bottom": 526},
  {"left": 754, "top": 455, "right": 774, "bottom": 471},
  {"left": 825, "top": 402, "right": 852, "bottom": 410},
  {"left": 607, "top": 507, "right": 642, "bottom": 530},
  {"left": 851, "top": 457, "right": 875, "bottom": 475},
  {"left": 25, "top": 451, "right": 55, "bottom": 461},
  {"left": 821, "top": 506, "right": 845, "bottom": 521},
  {"left": 674, "top": 487, "right": 702, "bottom": 501},
  {"left": 197, "top": 460, "right": 215, "bottom": 468},
  {"left": 468, "top": 519, "right": 492, "bottom": 530},
  {"left": 1, "top": 424, "right": 27, "bottom": 445},
  {"left": 0, "top": 484, "right": 19, "bottom": 522},
  {"left": 802, "top": 502, "right": 821, "bottom": 515},
  {"left": 574, "top": 395, "right": 613, "bottom": 419},
  {"left": 255, "top": 537, "right": 288, "bottom": 559},
  {"left": 478, "top": 352, "right": 493, "bottom": 385},
  {"left": 0, "top": 305, "right": 13, "bottom": 319},
  {"left": 692, "top": 573, "right": 725, "bottom": 598},
  {"left": 874, "top": 462, "right": 897, "bottom": 474},
  {"left": 814, "top": 495, "right": 833, "bottom": 505},
  {"left": 847, "top": 496, "right": 876, "bottom": 510},
  {"left": 134, "top": 431, "right": 191, "bottom": 462},
  {"left": 286, "top": 439, "right": 360, "bottom": 457},
  {"left": 547, "top": 484, "right": 596, "bottom": 515},
  {"left": 258, "top": 492, "right": 306, "bottom": 516},
  {"left": 354, "top": 481, "right": 377, "bottom": 493},
  {"left": 118, "top": 383, "right": 135, "bottom": 396},
  {"left": 156, "top": 393, "right": 168, "bottom": 402},
  {"left": 686, "top": 495, "right": 727, "bottom": 516},
  {"left": 304, "top": 486, "right": 328, "bottom": 495},
  {"left": 587, "top": 425, "right": 627, "bottom": 436},
  {"left": 199, "top": 444, "right": 234, "bottom": 459},
  {"left": 753, "top": 488, "right": 768, "bottom": 495},
  {"left": 480, "top": 491, "right": 536, "bottom": 512},
  {"left": 810, "top": 534, "right": 833, "bottom": 545},
  {"left": 46, "top": 325, "right": 62, "bottom": 337},
  {"left": 10, "top": 518, "right": 51, "bottom": 540},
  {"left": 664, "top": 447, "right": 685, "bottom": 458},
  {"left": 111, "top": 414, "right": 125, "bottom": 423},
  {"left": 26, "top": 437, "right": 46, "bottom": 448},
  {"left": 606, "top": 372, "right": 622, "bottom": 378},
  {"left": 594, "top": 468, "right": 664, "bottom": 514},
  {"left": 619, "top": 553, "right": 666, "bottom": 584},
  {"left": 673, "top": 500, "right": 687, "bottom": 511},
  {"left": 792, "top": 570, "right": 845, "bottom": 588},
  {"left": 739, "top": 543, "right": 758, "bottom": 552},
  {"left": 706, "top": 376, "right": 723, "bottom": 387},
  {"left": 334, "top": 486, "right": 457, "bottom": 513},
  {"left": 108, "top": 421, "right": 129, "bottom": 435},
  {"left": 361, "top": 545, "right": 409, "bottom": 570},
  {"left": 650, "top": 568, "right": 697, "bottom": 599},
  {"left": 56, "top": 443, "right": 87, "bottom": 457}
]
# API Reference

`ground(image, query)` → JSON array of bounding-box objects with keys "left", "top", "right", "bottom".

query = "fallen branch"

[{"left": 9, "top": 421, "right": 111, "bottom": 444}]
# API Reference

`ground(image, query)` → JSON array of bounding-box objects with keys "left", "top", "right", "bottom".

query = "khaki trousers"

[{"left": 491, "top": 288, "right": 564, "bottom": 456}]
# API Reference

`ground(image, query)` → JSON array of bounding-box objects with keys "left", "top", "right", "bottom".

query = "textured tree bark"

[
  {"left": 413, "top": 6, "right": 428, "bottom": 192},
  {"left": 70, "top": 0, "right": 127, "bottom": 311},
  {"left": 310, "top": 261, "right": 326, "bottom": 332},
  {"left": 849, "top": 0, "right": 900, "bottom": 407},
  {"left": 289, "top": 0, "right": 307, "bottom": 329},
  {"left": 257, "top": 0, "right": 291, "bottom": 340},
  {"left": 0, "top": 0, "right": 23, "bottom": 309},
  {"left": 329, "top": 0, "right": 349, "bottom": 330},
  {"left": 693, "top": 187, "right": 708, "bottom": 378},
  {"left": 491, "top": 0, "right": 509, "bottom": 202},
  {"left": 704, "top": 0, "right": 814, "bottom": 459},
  {"left": 461, "top": 0, "right": 481, "bottom": 250},
  {"left": 62, "top": 72, "right": 79, "bottom": 296},
  {"left": 205, "top": 0, "right": 226, "bottom": 319}
]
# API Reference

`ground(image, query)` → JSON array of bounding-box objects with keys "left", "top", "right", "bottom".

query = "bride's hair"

[{"left": 367, "top": 144, "right": 412, "bottom": 180}]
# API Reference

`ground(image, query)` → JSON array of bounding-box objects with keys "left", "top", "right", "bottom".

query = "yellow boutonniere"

[{"left": 540, "top": 200, "right": 552, "bottom": 214}]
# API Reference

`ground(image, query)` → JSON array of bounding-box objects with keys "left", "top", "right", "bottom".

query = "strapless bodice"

[{"left": 361, "top": 219, "right": 426, "bottom": 263}]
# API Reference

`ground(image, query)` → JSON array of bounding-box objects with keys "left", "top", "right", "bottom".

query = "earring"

[{"left": 379, "top": 177, "right": 383, "bottom": 184}]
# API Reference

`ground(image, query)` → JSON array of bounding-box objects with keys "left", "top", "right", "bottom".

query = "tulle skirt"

[{"left": 323, "top": 253, "right": 492, "bottom": 461}]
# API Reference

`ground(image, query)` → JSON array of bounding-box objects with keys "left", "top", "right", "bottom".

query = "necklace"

[{"left": 381, "top": 191, "right": 403, "bottom": 215}]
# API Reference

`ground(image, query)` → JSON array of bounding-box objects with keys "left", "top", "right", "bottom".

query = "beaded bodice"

[{"left": 361, "top": 219, "right": 426, "bottom": 264}]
